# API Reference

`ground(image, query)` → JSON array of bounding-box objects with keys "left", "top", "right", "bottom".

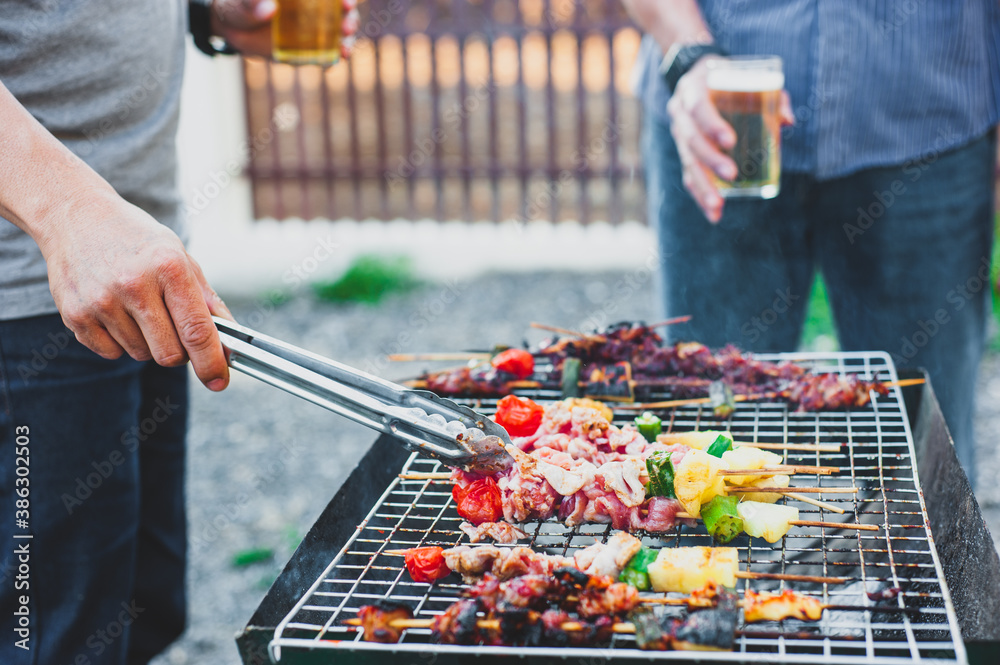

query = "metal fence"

[{"left": 242, "top": 0, "right": 645, "bottom": 224}]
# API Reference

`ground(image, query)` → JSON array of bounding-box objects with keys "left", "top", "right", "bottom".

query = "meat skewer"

[
  {"left": 387, "top": 542, "right": 851, "bottom": 588},
  {"left": 348, "top": 574, "right": 917, "bottom": 649},
  {"left": 406, "top": 321, "right": 901, "bottom": 412}
]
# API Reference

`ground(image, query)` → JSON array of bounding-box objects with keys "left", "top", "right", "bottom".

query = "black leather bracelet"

[
  {"left": 659, "top": 43, "right": 729, "bottom": 94},
  {"left": 189, "top": 0, "right": 238, "bottom": 56}
]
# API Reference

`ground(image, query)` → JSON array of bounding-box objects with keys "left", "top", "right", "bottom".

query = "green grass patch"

[
  {"left": 231, "top": 547, "right": 274, "bottom": 568},
  {"left": 312, "top": 254, "right": 420, "bottom": 304}
]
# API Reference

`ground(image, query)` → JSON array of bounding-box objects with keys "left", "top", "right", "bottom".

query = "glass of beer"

[
  {"left": 273, "top": 0, "right": 343, "bottom": 66},
  {"left": 706, "top": 56, "right": 784, "bottom": 199}
]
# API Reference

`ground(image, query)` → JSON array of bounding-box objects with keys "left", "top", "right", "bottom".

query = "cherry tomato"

[
  {"left": 404, "top": 546, "right": 451, "bottom": 583},
  {"left": 494, "top": 394, "right": 544, "bottom": 437},
  {"left": 452, "top": 476, "right": 503, "bottom": 525},
  {"left": 491, "top": 348, "right": 534, "bottom": 379}
]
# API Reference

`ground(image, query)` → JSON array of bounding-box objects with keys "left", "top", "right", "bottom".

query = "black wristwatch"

[
  {"left": 659, "top": 43, "right": 728, "bottom": 94},
  {"left": 189, "top": 0, "right": 238, "bottom": 56}
]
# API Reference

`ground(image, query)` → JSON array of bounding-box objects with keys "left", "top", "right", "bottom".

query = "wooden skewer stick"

[
  {"left": 381, "top": 550, "right": 850, "bottom": 585},
  {"left": 733, "top": 441, "right": 841, "bottom": 453},
  {"left": 738, "top": 571, "right": 848, "bottom": 584},
  {"left": 726, "top": 486, "right": 858, "bottom": 494},
  {"left": 647, "top": 315, "right": 693, "bottom": 328},
  {"left": 389, "top": 352, "right": 493, "bottom": 362},
  {"left": 530, "top": 322, "right": 607, "bottom": 341},
  {"left": 784, "top": 492, "right": 845, "bottom": 513},
  {"left": 675, "top": 511, "right": 875, "bottom": 531},
  {"left": 718, "top": 465, "right": 839, "bottom": 476}
]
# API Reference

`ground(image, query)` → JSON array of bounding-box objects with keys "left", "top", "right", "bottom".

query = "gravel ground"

[{"left": 150, "top": 271, "right": 1000, "bottom": 665}]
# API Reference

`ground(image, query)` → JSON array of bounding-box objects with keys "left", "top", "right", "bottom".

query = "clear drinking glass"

[
  {"left": 706, "top": 56, "right": 784, "bottom": 199},
  {"left": 272, "top": 0, "right": 343, "bottom": 66}
]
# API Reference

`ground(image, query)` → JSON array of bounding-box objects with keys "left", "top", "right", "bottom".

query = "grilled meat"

[
  {"left": 743, "top": 589, "right": 825, "bottom": 622},
  {"left": 357, "top": 599, "right": 413, "bottom": 644}
]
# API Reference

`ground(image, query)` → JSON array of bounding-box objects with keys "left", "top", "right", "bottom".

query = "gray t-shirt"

[{"left": 0, "top": 0, "right": 187, "bottom": 320}]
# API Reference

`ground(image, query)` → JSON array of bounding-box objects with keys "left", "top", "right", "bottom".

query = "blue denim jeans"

[
  {"left": 0, "top": 314, "right": 187, "bottom": 665},
  {"left": 644, "top": 115, "right": 996, "bottom": 483}
]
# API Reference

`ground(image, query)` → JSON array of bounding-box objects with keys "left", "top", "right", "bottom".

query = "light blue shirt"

[{"left": 634, "top": 0, "right": 1000, "bottom": 179}]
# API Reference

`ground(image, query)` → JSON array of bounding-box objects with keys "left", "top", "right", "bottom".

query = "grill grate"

[{"left": 269, "top": 351, "right": 966, "bottom": 664}]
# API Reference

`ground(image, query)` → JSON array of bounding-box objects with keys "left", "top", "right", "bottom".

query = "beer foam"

[{"left": 707, "top": 69, "right": 784, "bottom": 92}]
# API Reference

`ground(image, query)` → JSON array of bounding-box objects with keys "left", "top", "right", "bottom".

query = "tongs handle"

[{"left": 212, "top": 317, "right": 512, "bottom": 471}]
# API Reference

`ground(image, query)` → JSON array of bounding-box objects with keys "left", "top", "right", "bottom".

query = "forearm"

[
  {"left": 620, "top": 0, "right": 713, "bottom": 52},
  {"left": 0, "top": 81, "right": 118, "bottom": 255}
]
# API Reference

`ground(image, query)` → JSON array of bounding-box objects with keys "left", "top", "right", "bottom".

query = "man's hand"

[
  {"left": 40, "top": 190, "right": 233, "bottom": 391},
  {"left": 211, "top": 0, "right": 360, "bottom": 59},
  {"left": 667, "top": 58, "right": 794, "bottom": 223}
]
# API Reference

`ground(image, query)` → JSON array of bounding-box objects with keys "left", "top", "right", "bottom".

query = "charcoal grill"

[{"left": 236, "top": 351, "right": 1000, "bottom": 665}]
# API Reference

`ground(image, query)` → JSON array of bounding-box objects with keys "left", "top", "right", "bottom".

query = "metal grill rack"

[{"left": 269, "top": 351, "right": 966, "bottom": 664}]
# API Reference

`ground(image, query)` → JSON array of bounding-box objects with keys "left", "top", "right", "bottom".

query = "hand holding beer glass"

[{"left": 667, "top": 53, "right": 793, "bottom": 223}]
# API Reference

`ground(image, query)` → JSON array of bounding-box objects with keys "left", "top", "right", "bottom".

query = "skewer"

[
  {"left": 734, "top": 441, "right": 841, "bottom": 453},
  {"left": 675, "top": 511, "right": 876, "bottom": 532},
  {"left": 719, "top": 465, "right": 839, "bottom": 476},
  {"left": 784, "top": 492, "right": 845, "bottom": 513},
  {"left": 725, "top": 486, "right": 858, "bottom": 495},
  {"left": 619, "top": 378, "right": 925, "bottom": 412},
  {"left": 529, "top": 322, "right": 605, "bottom": 340},
  {"left": 404, "top": 379, "right": 542, "bottom": 390},
  {"left": 647, "top": 315, "right": 693, "bottom": 328},
  {"left": 381, "top": 550, "right": 850, "bottom": 585},
  {"left": 399, "top": 466, "right": 838, "bottom": 482},
  {"left": 341, "top": 601, "right": 916, "bottom": 629},
  {"left": 388, "top": 352, "right": 493, "bottom": 362}
]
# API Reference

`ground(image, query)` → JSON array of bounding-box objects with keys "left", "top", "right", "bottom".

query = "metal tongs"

[{"left": 214, "top": 317, "right": 514, "bottom": 475}]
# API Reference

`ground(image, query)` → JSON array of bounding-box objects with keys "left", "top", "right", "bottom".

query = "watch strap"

[
  {"left": 659, "top": 43, "right": 728, "bottom": 94},
  {"left": 189, "top": 0, "right": 238, "bottom": 57}
]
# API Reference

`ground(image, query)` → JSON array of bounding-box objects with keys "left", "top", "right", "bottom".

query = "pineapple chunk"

[
  {"left": 721, "top": 447, "right": 783, "bottom": 485},
  {"left": 737, "top": 502, "right": 799, "bottom": 543},
  {"left": 673, "top": 448, "right": 729, "bottom": 516},
  {"left": 656, "top": 430, "right": 732, "bottom": 451},
  {"left": 733, "top": 474, "right": 790, "bottom": 503},
  {"left": 647, "top": 547, "right": 738, "bottom": 593},
  {"left": 563, "top": 397, "right": 613, "bottom": 422}
]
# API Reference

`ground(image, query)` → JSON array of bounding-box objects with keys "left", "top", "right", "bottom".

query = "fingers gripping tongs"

[{"left": 213, "top": 317, "right": 513, "bottom": 475}]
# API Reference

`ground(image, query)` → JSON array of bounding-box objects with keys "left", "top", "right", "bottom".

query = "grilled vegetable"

[
  {"left": 708, "top": 380, "right": 736, "bottom": 420},
  {"left": 656, "top": 430, "right": 732, "bottom": 451},
  {"left": 647, "top": 546, "right": 738, "bottom": 593},
  {"left": 618, "top": 547, "right": 659, "bottom": 591},
  {"left": 452, "top": 477, "right": 503, "bottom": 525},
  {"left": 732, "top": 473, "right": 790, "bottom": 503},
  {"left": 672, "top": 586, "right": 738, "bottom": 651},
  {"left": 491, "top": 348, "right": 534, "bottom": 379},
  {"left": 634, "top": 412, "right": 662, "bottom": 443},
  {"left": 721, "top": 447, "right": 783, "bottom": 485},
  {"left": 494, "top": 394, "right": 545, "bottom": 437},
  {"left": 672, "top": 448, "right": 728, "bottom": 516},
  {"left": 560, "top": 357, "right": 582, "bottom": 398},
  {"left": 644, "top": 451, "right": 677, "bottom": 499},
  {"left": 404, "top": 546, "right": 452, "bottom": 583},
  {"left": 630, "top": 607, "right": 674, "bottom": 651},
  {"left": 704, "top": 431, "right": 734, "bottom": 458},
  {"left": 699, "top": 495, "right": 743, "bottom": 544},
  {"left": 737, "top": 501, "right": 799, "bottom": 543}
]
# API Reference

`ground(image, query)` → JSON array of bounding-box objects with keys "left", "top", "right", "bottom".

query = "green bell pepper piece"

[
  {"left": 645, "top": 451, "right": 677, "bottom": 499},
  {"left": 705, "top": 432, "right": 734, "bottom": 458},
  {"left": 618, "top": 567, "right": 650, "bottom": 591},
  {"left": 634, "top": 411, "right": 662, "bottom": 443},
  {"left": 699, "top": 495, "right": 744, "bottom": 544}
]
